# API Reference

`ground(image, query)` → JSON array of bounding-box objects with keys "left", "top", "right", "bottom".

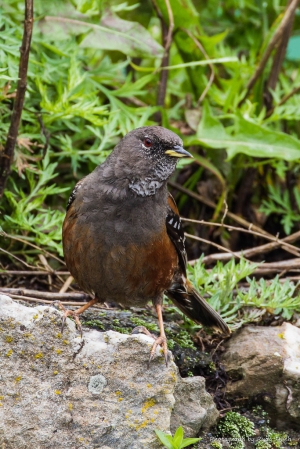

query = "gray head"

[{"left": 102, "top": 126, "right": 192, "bottom": 197}]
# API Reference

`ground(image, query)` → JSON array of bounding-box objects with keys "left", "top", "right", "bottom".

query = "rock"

[
  {"left": 171, "top": 376, "right": 218, "bottom": 436},
  {"left": 221, "top": 323, "right": 300, "bottom": 429},
  {"left": 0, "top": 295, "right": 218, "bottom": 448}
]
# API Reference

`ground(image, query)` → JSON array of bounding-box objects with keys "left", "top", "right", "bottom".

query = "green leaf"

[
  {"left": 154, "top": 430, "right": 175, "bottom": 449},
  {"left": 155, "top": 0, "right": 199, "bottom": 29},
  {"left": 228, "top": 114, "right": 300, "bottom": 160},
  {"left": 180, "top": 437, "right": 201, "bottom": 448},
  {"left": 190, "top": 152, "right": 226, "bottom": 190},
  {"left": 188, "top": 102, "right": 300, "bottom": 161},
  {"left": 130, "top": 57, "right": 238, "bottom": 72},
  {"left": 40, "top": 13, "right": 164, "bottom": 58},
  {"left": 84, "top": 11, "right": 164, "bottom": 57},
  {"left": 194, "top": 101, "right": 228, "bottom": 148},
  {"left": 173, "top": 426, "right": 184, "bottom": 447}
]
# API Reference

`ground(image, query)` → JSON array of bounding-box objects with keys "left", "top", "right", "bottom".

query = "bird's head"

[{"left": 109, "top": 126, "right": 192, "bottom": 196}]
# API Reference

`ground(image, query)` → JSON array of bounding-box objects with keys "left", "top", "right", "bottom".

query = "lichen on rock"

[{"left": 0, "top": 295, "right": 218, "bottom": 449}]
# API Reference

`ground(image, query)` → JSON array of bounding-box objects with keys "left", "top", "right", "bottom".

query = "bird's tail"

[{"left": 166, "top": 279, "right": 230, "bottom": 336}]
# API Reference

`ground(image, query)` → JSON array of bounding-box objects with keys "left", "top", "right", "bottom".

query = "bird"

[{"left": 60, "top": 125, "right": 230, "bottom": 365}]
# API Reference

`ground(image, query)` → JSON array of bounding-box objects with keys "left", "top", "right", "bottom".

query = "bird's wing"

[{"left": 166, "top": 192, "right": 187, "bottom": 276}]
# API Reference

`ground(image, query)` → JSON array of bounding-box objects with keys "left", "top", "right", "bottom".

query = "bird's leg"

[
  {"left": 149, "top": 304, "right": 169, "bottom": 367},
  {"left": 54, "top": 297, "right": 98, "bottom": 337}
]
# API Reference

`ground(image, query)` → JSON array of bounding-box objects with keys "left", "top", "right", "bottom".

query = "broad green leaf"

[
  {"left": 82, "top": 11, "right": 164, "bottom": 57},
  {"left": 40, "top": 14, "right": 164, "bottom": 58},
  {"left": 180, "top": 437, "right": 201, "bottom": 448},
  {"left": 154, "top": 430, "right": 175, "bottom": 449},
  {"left": 193, "top": 101, "right": 228, "bottom": 148},
  {"left": 229, "top": 114, "right": 300, "bottom": 160},
  {"left": 187, "top": 102, "right": 300, "bottom": 161},
  {"left": 173, "top": 426, "right": 184, "bottom": 446}
]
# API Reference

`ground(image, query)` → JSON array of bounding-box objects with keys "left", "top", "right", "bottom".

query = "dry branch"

[
  {"left": 183, "top": 28, "right": 215, "bottom": 104},
  {"left": 183, "top": 218, "right": 300, "bottom": 257},
  {"left": 238, "top": 0, "right": 300, "bottom": 107},
  {"left": 152, "top": 0, "right": 174, "bottom": 122},
  {"left": 264, "top": 0, "right": 296, "bottom": 111},
  {"left": 253, "top": 258, "right": 300, "bottom": 275},
  {"left": 169, "top": 180, "right": 272, "bottom": 238},
  {"left": 0, "top": 287, "right": 89, "bottom": 301},
  {"left": 188, "top": 230, "right": 300, "bottom": 265},
  {"left": 0, "top": 270, "right": 70, "bottom": 276},
  {"left": 265, "top": 84, "right": 300, "bottom": 118},
  {"left": 0, "top": 0, "right": 34, "bottom": 197}
]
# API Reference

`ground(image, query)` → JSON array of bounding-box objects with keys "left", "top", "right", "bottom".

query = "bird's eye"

[{"left": 143, "top": 138, "right": 152, "bottom": 148}]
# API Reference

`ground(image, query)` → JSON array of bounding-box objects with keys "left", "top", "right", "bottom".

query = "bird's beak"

[{"left": 165, "top": 145, "right": 193, "bottom": 158}]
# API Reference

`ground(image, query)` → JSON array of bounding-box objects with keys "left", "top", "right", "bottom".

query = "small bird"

[{"left": 61, "top": 126, "right": 230, "bottom": 365}]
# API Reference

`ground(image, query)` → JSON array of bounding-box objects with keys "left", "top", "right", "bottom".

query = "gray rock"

[
  {"left": 0, "top": 295, "right": 218, "bottom": 448},
  {"left": 221, "top": 323, "right": 300, "bottom": 429},
  {"left": 171, "top": 376, "right": 218, "bottom": 436}
]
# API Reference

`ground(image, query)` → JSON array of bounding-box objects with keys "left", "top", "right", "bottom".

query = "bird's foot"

[
  {"left": 132, "top": 326, "right": 169, "bottom": 366},
  {"left": 149, "top": 335, "right": 169, "bottom": 367},
  {"left": 53, "top": 301, "right": 83, "bottom": 337}
]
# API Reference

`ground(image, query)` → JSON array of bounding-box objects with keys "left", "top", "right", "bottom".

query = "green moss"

[
  {"left": 113, "top": 326, "right": 131, "bottom": 334},
  {"left": 211, "top": 442, "right": 223, "bottom": 449},
  {"left": 82, "top": 319, "right": 104, "bottom": 330},
  {"left": 255, "top": 441, "right": 271, "bottom": 449},
  {"left": 130, "top": 317, "right": 158, "bottom": 332},
  {"left": 217, "top": 412, "right": 255, "bottom": 449},
  {"left": 173, "top": 329, "right": 195, "bottom": 349}
]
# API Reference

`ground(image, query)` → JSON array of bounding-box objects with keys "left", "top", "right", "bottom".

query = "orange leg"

[
  {"left": 149, "top": 304, "right": 169, "bottom": 367},
  {"left": 55, "top": 298, "right": 98, "bottom": 337}
]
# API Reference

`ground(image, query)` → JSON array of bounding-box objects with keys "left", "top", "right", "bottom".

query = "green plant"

[
  {"left": 260, "top": 184, "right": 300, "bottom": 234},
  {"left": 211, "top": 442, "right": 223, "bottom": 449},
  {"left": 188, "top": 258, "right": 300, "bottom": 328},
  {"left": 217, "top": 412, "right": 255, "bottom": 449},
  {"left": 130, "top": 317, "right": 159, "bottom": 332},
  {"left": 155, "top": 426, "right": 201, "bottom": 449},
  {"left": 1, "top": 0, "right": 300, "bottom": 265}
]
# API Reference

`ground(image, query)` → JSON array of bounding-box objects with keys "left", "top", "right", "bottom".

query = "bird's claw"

[
  {"left": 53, "top": 301, "right": 83, "bottom": 337},
  {"left": 148, "top": 335, "right": 169, "bottom": 368},
  {"left": 131, "top": 326, "right": 169, "bottom": 367}
]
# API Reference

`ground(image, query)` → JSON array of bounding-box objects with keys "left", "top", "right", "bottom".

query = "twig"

[
  {"left": 1, "top": 294, "right": 111, "bottom": 308},
  {"left": 1, "top": 232, "right": 65, "bottom": 265},
  {"left": 0, "top": 287, "right": 89, "bottom": 301},
  {"left": 238, "top": 0, "right": 300, "bottom": 107},
  {"left": 221, "top": 200, "right": 228, "bottom": 226},
  {"left": 37, "top": 113, "right": 50, "bottom": 158},
  {"left": 265, "top": 84, "right": 300, "bottom": 118},
  {"left": 185, "top": 232, "right": 247, "bottom": 262},
  {"left": 264, "top": 0, "right": 296, "bottom": 111},
  {"left": 0, "top": 247, "right": 37, "bottom": 269},
  {"left": 183, "top": 28, "right": 215, "bottom": 105},
  {"left": 253, "top": 258, "right": 300, "bottom": 275},
  {"left": 0, "top": 270, "right": 70, "bottom": 276},
  {"left": 189, "top": 232, "right": 300, "bottom": 265},
  {"left": 162, "top": 0, "right": 174, "bottom": 55},
  {"left": 0, "top": 0, "right": 34, "bottom": 197},
  {"left": 182, "top": 218, "right": 300, "bottom": 256},
  {"left": 169, "top": 180, "right": 271, "bottom": 237},
  {"left": 59, "top": 275, "right": 74, "bottom": 293},
  {"left": 39, "top": 254, "right": 52, "bottom": 290},
  {"left": 152, "top": 0, "right": 174, "bottom": 121}
]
